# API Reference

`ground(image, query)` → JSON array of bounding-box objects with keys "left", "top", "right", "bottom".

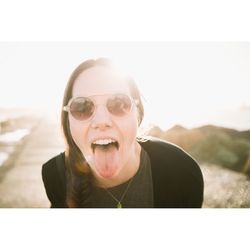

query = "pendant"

[{"left": 117, "top": 202, "right": 122, "bottom": 208}]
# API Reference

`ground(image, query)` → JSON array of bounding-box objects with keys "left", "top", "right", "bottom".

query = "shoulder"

[
  {"left": 140, "top": 136, "right": 195, "bottom": 164},
  {"left": 140, "top": 136, "right": 204, "bottom": 207},
  {"left": 139, "top": 136, "right": 203, "bottom": 183},
  {"left": 41, "top": 152, "right": 66, "bottom": 208},
  {"left": 41, "top": 152, "right": 66, "bottom": 188},
  {"left": 42, "top": 155, "right": 57, "bottom": 170},
  {"left": 42, "top": 154, "right": 62, "bottom": 176}
]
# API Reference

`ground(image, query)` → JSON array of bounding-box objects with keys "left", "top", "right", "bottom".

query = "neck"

[{"left": 93, "top": 142, "right": 141, "bottom": 188}]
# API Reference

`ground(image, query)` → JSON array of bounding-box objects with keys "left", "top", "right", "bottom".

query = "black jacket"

[{"left": 42, "top": 137, "right": 204, "bottom": 208}]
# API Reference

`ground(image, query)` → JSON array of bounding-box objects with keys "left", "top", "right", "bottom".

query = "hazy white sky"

[{"left": 0, "top": 42, "right": 249, "bottom": 130}]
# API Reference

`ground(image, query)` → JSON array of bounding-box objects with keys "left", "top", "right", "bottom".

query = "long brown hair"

[{"left": 61, "top": 58, "right": 144, "bottom": 207}]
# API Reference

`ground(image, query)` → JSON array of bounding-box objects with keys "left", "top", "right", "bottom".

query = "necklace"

[{"left": 104, "top": 176, "right": 135, "bottom": 208}]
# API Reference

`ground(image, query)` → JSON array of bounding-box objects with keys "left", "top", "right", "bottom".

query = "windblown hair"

[{"left": 61, "top": 58, "right": 144, "bottom": 207}]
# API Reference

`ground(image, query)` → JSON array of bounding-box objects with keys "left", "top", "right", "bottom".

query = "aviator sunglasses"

[{"left": 63, "top": 93, "right": 138, "bottom": 121}]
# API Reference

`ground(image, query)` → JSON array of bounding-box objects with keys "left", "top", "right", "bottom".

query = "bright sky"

[{"left": 0, "top": 42, "right": 250, "bottom": 130}]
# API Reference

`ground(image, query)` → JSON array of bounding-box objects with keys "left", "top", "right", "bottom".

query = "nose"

[{"left": 91, "top": 105, "right": 113, "bottom": 130}]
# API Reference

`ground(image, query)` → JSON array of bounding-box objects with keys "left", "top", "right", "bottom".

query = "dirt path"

[{"left": 0, "top": 116, "right": 64, "bottom": 208}]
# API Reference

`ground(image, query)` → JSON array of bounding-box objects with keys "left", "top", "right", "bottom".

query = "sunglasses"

[{"left": 63, "top": 93, "right": 138, "bottom": 121}]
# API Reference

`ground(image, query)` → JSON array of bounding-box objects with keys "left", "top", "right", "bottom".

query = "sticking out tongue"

[{"left": 93, "top": 144, "right": 119, "bottom": 178}]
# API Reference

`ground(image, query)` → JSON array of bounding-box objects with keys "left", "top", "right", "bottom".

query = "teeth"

[{"left": 92, "top": 139, "right": 116, "bottom": 145}]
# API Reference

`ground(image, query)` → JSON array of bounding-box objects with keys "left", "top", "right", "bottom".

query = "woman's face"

[{"left": 69, "top": 66, "right": 139, "bottom": 181}]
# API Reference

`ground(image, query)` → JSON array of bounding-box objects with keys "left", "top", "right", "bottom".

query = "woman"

[{"left": 42, "top": 58, "right": 204, "bottom": 208}]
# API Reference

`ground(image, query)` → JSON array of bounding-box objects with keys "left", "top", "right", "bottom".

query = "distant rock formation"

[{"left": 147, "top": 124, "right": 250, "bottom": 175}]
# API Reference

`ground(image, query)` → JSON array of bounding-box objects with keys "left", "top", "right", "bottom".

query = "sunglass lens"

[
  {"left": 70, "top": 97, "right": 94, "bottom": 120},
  {"left": 107, "top": 94, "right": 132, "bottom": 116}
]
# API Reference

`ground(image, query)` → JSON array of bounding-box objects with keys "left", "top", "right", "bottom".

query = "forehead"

[{"left": 72, "top": 66, "right": 130, "bottom": 97}]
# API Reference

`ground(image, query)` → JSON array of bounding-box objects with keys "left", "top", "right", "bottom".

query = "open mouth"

[{"left": 91, "top": 139, "right": 119, "bottom": 152}]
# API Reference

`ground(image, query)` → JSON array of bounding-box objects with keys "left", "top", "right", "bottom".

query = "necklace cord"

[{"left": 104, "top": 176, "right": 135, "bottom": 207}]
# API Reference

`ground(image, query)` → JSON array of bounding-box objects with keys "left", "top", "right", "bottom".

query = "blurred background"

[{"left": 0, "top": 42, "right": 249, "bottom": 208}]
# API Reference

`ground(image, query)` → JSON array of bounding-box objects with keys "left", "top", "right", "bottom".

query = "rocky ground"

[
  {"left": 0, "top": 115, "right": 249, "bottom": 208},
  {"left": 201, "top": 164, "right": 250, "bottom": 208}
]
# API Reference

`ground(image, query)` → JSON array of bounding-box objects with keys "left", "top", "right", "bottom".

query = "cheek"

[{"left": 120, "top": 112, "right": 139, "bottom": 142}]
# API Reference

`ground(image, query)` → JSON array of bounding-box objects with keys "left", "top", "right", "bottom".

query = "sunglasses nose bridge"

[{"left": 90, "top": 104, "right": 113, "bottom": 128}]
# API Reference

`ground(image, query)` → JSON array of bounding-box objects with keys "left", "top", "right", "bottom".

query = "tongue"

[{"left": 93, "top": 144, "right": 119, "bottom": 178}]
